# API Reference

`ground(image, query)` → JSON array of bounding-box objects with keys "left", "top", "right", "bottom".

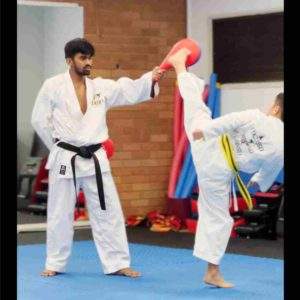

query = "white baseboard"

[{"left": 17, "top": 220, "right": 91, "bottom": 234}]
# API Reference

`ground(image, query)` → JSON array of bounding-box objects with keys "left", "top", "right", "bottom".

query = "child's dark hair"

[{"left": 64, "top": 38, "right": 95, "bottom": 58}]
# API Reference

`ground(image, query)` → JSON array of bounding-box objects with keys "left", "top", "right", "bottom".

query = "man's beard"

[{"left": 74, "top": 65, "right": 91, "bottom": 76}]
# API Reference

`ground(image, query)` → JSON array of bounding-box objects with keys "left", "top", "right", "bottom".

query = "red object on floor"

[
  {"left": 147, "top": 210, "right": 164, "bottom": 223},
  {"left": 146, "top": 210, "right": 183, "bottom": 231},
  {"left": 167, "top": 215, "right": 182, "bottom": 231},
  {"left": 186, "top": 218, "right": 197, "bottom": 233},
  {"left": 126, "top": 215, "right": 145, "bottom": 227}
]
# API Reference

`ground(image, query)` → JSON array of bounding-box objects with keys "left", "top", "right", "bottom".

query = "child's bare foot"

[
  {"left": 41, "top": 269, "right": 58, "bottom": 277},
  {"left": 203, "top": 263, "right": 234, "bottom": 288},
  {"left": 168, "top": 48, "right": 191, "bottom": 68}
]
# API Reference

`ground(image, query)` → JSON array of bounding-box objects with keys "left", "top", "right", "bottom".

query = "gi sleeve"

[
  {"left": 31, "top": 80, "right": 54, "bottom": 150},
  {"left": 94, "top": 71, "right": 159, "bottom": 110},
  {"left": 202, "top": 109, "right": 259, "bottom": 140},
  {"left": 249, "top": 150, "right": 284, "bottom": 192}
]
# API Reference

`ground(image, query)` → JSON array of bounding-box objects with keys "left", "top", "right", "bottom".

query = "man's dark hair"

[
  {"left": 275, "top": 93, "right": 284, "bottom": 120},
  {"left": 64, "top": 38, "right": 95, "bottom": 59}
]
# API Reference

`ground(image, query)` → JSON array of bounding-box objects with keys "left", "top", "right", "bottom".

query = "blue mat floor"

[{"left": 18, "top": 241, "right": 283, "bottom": 300}]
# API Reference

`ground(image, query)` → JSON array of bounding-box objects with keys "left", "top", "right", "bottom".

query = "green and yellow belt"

[{"left": 220, "top": 134, "right": 253, "bottom": 210}]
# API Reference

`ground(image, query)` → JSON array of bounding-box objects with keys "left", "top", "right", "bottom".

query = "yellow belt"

[{"left": 220, "top": 134, "right": 253, "bottom": 210}]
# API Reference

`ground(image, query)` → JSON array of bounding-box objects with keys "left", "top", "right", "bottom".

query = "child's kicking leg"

[
  {"left": 168, "top": 49, "right": 212, "bottom": 144},
  {"left": 168, "top": 49, "right": 234, "bottom": 288}
]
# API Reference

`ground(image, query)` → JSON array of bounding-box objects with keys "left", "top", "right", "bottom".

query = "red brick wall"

[{"left": 34, "top": 0, "right": 187, "bottom": 216}]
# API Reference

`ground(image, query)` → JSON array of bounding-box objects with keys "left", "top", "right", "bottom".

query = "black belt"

[{"left": 56, "top": 141, "right": 106, "bottom": 211}]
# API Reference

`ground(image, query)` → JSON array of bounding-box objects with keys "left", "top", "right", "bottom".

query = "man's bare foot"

[
  {"left": 41, "top": 269, "right": 58, "bottom": 277},
  {"left": 204, "top": 273, "right": 234, "bottom": 288},
  {"left": 168, "top": 48, "right": 192, "bottom": 68},
  {"left": 111, "top": 267, "right": 141, "bottom": 278}
]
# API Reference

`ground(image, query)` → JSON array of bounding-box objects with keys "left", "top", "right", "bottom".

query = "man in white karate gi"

[
  {"left": 167, "top": 49, "right": 283, "bottom": 288},
  {"left": 31, "top": 38, "right": 164, "bottom": 277}
]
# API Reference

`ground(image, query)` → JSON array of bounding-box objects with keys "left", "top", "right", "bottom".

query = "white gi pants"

[
  {"left": 45, "top": 170, "right": 130, "bottom": 274},
  {"left": 177, "top": 72, "right": 234, "bottom": 265}
]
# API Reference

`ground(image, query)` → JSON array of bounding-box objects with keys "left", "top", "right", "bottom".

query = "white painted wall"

[
  {"left": 187, "top": 0, "right": 284, "bottom": 114},
  {"left": 17, "top": 6, "right": 45, "bottom": 172},
  {"left": 17, "top": 3, "right": 83, "bottom": 173},
  {"left": 221, "top": 82, "right": 284, "bottom": 115},
  {"left": 44, "top": 7, "right": 83, "bottom": 78}
]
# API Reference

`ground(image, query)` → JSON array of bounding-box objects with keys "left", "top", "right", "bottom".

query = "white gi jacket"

[
  {"left": 176, "top": 72, "right": 283, "bottom": 193},
  {"left": 31, "top": 70, "right": 158, "bottom": 179},
  {"left": 201, "top": 109, "right": 284, "bottom": 192}
]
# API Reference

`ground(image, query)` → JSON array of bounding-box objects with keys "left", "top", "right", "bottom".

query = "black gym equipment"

[
  {"left": 17, "top": 133, "right": 49, "bottom": 215},
  {"left": 235, "top": 183, "right": 284, "bottom": 240}
]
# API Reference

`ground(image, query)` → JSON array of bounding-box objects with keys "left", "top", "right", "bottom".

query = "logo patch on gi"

[
  {"left": 59, "top": 165, "right": 66, "bottom": 175},
  {"left": 92, "top": 93, "right": 106, "bottom": 106}
]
